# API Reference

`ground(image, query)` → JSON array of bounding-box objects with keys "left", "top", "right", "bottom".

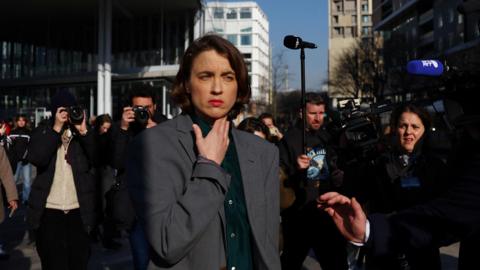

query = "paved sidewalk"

[
  {"left": 0, "top": 205, "right": 133, "bottom": 270},
  {"left": 0, "top": 204, "right": 459, "bottom": 270}
]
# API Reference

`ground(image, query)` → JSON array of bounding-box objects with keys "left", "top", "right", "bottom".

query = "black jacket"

[
  {"left": 363, "top": 150, "right": 448, "bottom": 213},
  {"left": 109, "top": 116, "right": 167, "bottom": 229},
  {"left": 367, "top": 138, "right": 480, "bottom": 269},
  {"left": 279, "top": 124, "right": 339, "bottom": 209},
  {"left": 8, "top": 127, "right": 31, "bottom": 168},
  {"left": 26, "top": 123, "right": 98, "bottom": 232}
]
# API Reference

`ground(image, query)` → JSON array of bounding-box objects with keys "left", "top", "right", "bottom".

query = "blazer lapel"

[
  {"left": 175, "top": 114, "right": 196, "bottom": 163},
  {"left": 232, "top": 129, "right": 267, "bottom": 245}
]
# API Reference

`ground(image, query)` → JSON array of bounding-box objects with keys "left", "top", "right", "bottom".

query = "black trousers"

[
  {"left": 459, "top": 229, "right": 480, "bottom": 270},
  {"left": 280, "top": 203, "right": 348, "bottom": 270},
  {"left": 35, "top": 208, "right": 91, "bottom": 270}
]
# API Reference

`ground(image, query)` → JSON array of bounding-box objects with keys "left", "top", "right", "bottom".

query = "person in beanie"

[{"left": 26, "top": 89, "right": 97, "bottom": 270}]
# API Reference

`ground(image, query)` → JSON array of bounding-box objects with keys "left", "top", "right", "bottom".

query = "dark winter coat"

[
  {"left": 8, "top": 127, "right": 31, "bottom": 170},
  {"left": 26, "top": 123, "right": 98, "bottom": 232}
]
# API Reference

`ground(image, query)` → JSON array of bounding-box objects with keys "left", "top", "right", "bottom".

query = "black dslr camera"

[
  {"left": 132, "top": 106, "right": 150, "bottom": 126},
  {"left": 67, "top": 105, "right": 84, "bottom": 125}
]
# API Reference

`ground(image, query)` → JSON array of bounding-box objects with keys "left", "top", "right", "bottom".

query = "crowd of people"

[{"left": 0, "top": 34, "right": 479, "bottom": 270}]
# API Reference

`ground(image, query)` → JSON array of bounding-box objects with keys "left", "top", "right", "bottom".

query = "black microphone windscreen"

[{"left": 284, "top": 35, "right": 300, "bottom": 50}]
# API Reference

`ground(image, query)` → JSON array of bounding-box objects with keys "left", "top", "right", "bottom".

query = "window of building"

[
  {"left": 241, "top": 34, "right": 252, "bottom": 45},
  {"left": 336, "top": 3, "right": 343, "bottom": 12},
  {"left": 362, "top": 26, "right": 370, "bottom": 35},
  {"left": 213, "top": 8, "right": 224, "bottom": 19},
  {"left": 213, "top": 27, "right": 223, "bottom": 33},
  {"left": 382, "top": 31, "right": 391, "bottom": 40},
  {"left": 352, "top": 15, "right": 357, "bottom": 24},
  {"left": 449, "top": 8, "right": 454, "bottom": 23},
  {"left": 362, "top": 3, "right": 368, "bottom": 12},
  {"left": 458, "top": 14, "right": 463, "bottom": 24},
  {"left": 333, "top": 15, "right": 339, "bottom": 24},
  {"left": 242, "top": 53, "right": 252, "bottom": 59},
  {"left": 345, "top": 27, "right": 353, "bottom": 37},
  {"left": 226, "top": 9, "right": 237, "bottom": 19},
  {"left": 241, "top": 27, "right": 252, "bottom": 32},
  {"left": 240, "top": 8, "right": 252, "bottom": 19},
  {"left": 362, "top": 15, "right": 370, "bottom": 23},
  {"left": 438, "top": 16, "right": 443, "bottom": 28},
  {"left": 334, "top": 27, "right": 343, "bottom": 36},
  {"left": 227, "top": 34, "right": 237, "bottom": 45}
]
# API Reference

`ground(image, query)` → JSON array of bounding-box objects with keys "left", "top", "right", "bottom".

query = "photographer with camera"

[
  {"left": 109, "top": 85, "right": 166, "bottom": 270},
  {"left": 26, "top": 89, "right": 97, "bottom": 269},
  {"left": 259, "top": 112, "right": 283, "bottom": 144},
  {"left": 279, "top": 92, "right": 348, "bottom": 270}
]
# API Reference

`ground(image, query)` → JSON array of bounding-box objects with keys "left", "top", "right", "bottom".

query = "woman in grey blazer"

[{"left": 127, "top": 35, "right": 281, "bottom": 270}]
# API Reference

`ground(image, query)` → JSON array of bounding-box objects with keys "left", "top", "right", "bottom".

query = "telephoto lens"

[{"left": 68, "top": 105, "right": 84, "bottom": 125}]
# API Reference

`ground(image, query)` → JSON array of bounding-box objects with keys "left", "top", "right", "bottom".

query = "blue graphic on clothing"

[{"left": 306, "top": 147, "right": 329, "bottom": 181}]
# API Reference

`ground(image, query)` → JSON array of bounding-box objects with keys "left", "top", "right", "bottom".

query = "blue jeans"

[
  {"left": 15, "top": 162, "right": 32, "bottom": 202},
  {"left": 128, "top": 221, "right": 150, "bottom": 270}
]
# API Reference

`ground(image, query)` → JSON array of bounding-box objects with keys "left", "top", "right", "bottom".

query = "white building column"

[
  {"left": 104, "top": 0, "right": 112, "bottom": 116},
  {"left": 97, "top": 0, "right": 105, "bottom": 115},
  {"left": 97, "top": 0, "right": 112, "bottom": 116}
]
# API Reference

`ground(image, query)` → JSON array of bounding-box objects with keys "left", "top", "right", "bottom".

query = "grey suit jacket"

[{"left": 127, "top": 114, "right": 281, "bottom": 270}]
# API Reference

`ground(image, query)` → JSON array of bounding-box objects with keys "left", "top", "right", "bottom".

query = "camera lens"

[
  {"left": 132, "top": 106, "right": 149, "bottom": 126},
  {"left": 68, "top": 106, "right": 84, "bottom": 125}
]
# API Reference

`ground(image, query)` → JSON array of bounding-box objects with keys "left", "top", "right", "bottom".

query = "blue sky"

[
  {"left": 207, "top": 0, "right": 329, "bottom": 91},
  {"left": 254, "top": 0, "right": 328, "bottom": 91}
]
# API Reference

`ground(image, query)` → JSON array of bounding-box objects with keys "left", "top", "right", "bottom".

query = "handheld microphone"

[
  {"left": 406, "top": 60, "right": 444, "bottom": 76},
  {"left": 283, "top": 35, "right": 317, "bottom": 50}
]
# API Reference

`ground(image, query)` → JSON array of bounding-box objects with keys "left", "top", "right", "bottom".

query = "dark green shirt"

[{"left": 192, "top": 114, "right": 253, "bottom": 270}]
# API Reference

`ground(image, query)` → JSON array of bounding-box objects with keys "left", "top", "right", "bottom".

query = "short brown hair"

[{"left": 171, "top": 35, "right": 251, "bottom": 119}]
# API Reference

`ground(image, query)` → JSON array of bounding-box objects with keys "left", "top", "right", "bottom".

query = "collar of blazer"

[{"left": 175, "top": 114, "right": 257, "bottom": 165}]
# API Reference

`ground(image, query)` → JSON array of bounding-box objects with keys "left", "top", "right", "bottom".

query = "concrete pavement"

[{"left": 0, "top": 204, "right": 459, "bottom": 270}]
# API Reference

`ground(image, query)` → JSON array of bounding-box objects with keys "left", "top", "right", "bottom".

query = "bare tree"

[
  {"left": 270, "top": 49, "right": 294, "bottom": 117},
  {"left": 328, "top": 38, "right": 383, "bottom": 99}
]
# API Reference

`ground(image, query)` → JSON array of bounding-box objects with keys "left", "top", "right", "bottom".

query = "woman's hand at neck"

[{"left": 192, "top": 116, "right": 230, "bottom": 165}]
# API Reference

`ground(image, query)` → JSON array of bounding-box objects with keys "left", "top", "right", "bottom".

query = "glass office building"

[{"left": 0, "top": 0, "right": 202, "bottom": 123}]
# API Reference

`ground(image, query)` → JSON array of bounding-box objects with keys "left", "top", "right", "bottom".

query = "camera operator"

[
  {"left": 26, "top": 89, "right": 97, "bottom": 269},
  {"left": 279, "top": 92, "right": 348, "bottom": 270},
  {"left": 109, "top": 85, "right": 166, "bottom": 270}
]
